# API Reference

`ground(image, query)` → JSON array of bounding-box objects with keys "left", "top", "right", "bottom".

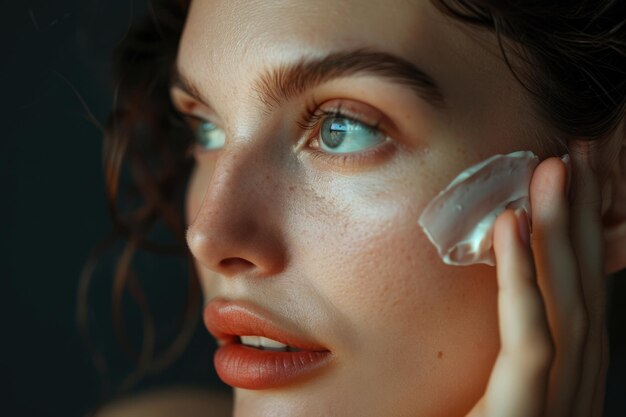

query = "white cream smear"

[{"left": 418, "top": 150, "right": 539, "bottom": 266}]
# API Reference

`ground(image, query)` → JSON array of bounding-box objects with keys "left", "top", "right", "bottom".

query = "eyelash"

[
  {"left": 296, "top": 98, "right": 393, "bottom": 166},
  {"left": 297, "top": 97, "right": 382, "bottom": 132}
]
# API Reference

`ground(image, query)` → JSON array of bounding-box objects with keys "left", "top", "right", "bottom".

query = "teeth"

[
  {"left": 239, "top": 335, "right": 301, "bottom": 352},
  {"left": 240, "top": 335, "right": 261, "bottom": 347},
  {"left": 259, "top": 336, "right": 288, "bottom": 349}
]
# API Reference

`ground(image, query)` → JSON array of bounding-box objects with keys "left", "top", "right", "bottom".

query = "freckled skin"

[{"left": 174, "top": 0, "right": 553, "bottom": 416}]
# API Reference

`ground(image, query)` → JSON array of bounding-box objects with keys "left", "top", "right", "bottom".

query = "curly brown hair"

[
  {"left": 81, "top": 0, "right": 625, "bottom": 402},
  {"left": 78, "top": 0, "right": 194, "bottom": 401}
]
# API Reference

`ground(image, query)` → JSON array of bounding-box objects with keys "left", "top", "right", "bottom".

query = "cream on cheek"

[{"left": 418, "top": 151, "right": 540, "bottom": 266}]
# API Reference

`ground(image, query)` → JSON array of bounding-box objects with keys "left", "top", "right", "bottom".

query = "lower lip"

[{"left": 214, "top": 343, "right": 333, "bottom": 390}]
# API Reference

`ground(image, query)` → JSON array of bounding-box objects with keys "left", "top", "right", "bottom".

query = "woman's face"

[{"left": 171, "top": 0, "right": 552, "bottom": 416}]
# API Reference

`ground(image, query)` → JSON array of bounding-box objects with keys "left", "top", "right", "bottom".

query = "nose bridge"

[
  {"left": 206, "top": 140, "right": 272, "bottom": 216},
  {"left": 187, "top": 138, "right": 286, "bottom": 276}
]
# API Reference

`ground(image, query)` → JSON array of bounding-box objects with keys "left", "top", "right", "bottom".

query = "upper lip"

[{"left": 203, "top": 298, "right": 330, "bottom": 352}]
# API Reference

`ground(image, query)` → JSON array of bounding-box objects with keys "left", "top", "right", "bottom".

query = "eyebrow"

[{"left": 171, "top": 48, "right": 445, "bottom": 110}]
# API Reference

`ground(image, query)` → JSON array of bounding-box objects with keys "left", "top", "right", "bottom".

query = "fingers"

[
  {"left": 528, "top": 148, "right": 609, "bottom": 417},
  {"left": 529, "top": 156, "right": 586, "bottom": 417},
  {"left": 471, "top": 209, "right": 553, "bottom": 417},
  {"left": 568, "top": 144, "right": 609, "bottom": 417},
  {"left": 466, "top": 150, "right": 609, "bottom": 417}
]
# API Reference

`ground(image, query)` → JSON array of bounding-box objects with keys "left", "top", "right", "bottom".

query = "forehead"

[
  {"left": 179, "top": 0, "right": 460, "bottom": 90},
  {"left": 182, "top": 0, "right": 434, "bottom": 49},
  {"left": 177, "top": 0, "right": 526, "bottom": 138}
]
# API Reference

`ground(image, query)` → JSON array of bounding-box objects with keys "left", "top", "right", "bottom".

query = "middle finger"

[{"left": 529, "top": 155, "right": 586, "bottom": 417}]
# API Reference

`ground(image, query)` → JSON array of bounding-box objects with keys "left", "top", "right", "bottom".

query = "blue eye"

[
  {"left": 319, "top": 116, "right": 386, "bottom": 154},
  {"left": 196, "top": 121, "right": 226, "bottom": 150}
]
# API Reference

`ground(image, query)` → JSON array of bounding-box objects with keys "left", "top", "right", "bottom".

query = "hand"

[{"left": 466, "top": 148, "right": 609, "bottom": 417}]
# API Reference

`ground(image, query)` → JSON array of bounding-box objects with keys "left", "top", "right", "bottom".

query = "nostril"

[{"left": 219, "top": 257, "right": 255, "bottom": 272}]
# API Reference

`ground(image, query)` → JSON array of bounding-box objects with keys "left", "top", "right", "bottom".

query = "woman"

[{"left": 95, "top": 0, "right": 626, "bottom": 416}]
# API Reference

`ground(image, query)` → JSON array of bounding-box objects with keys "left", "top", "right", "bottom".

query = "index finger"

[{"left": 468, "top": 209, "right": 553, "bottom": 417}]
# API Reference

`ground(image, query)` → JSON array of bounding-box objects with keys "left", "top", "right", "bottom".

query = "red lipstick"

[{"left": 203, "top": 299, "right": 333, "bottom": 390}]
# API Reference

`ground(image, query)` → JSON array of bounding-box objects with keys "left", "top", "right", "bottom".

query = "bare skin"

[
  {"left": 95, "top": 387, "right": 233, "bottom": 417},
  {"left": 99, "top": 0, "right": 626, "bottom": 416}
]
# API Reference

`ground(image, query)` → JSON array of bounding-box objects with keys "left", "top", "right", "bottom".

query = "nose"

[{"left": 186, "top": 144, "right": 287, "bottom": 277}]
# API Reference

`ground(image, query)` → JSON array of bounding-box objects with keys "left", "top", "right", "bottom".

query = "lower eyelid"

[{"left": 302, "top": 138, "right": 397, "bottom": 172}]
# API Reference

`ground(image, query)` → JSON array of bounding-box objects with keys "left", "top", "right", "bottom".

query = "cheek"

[
  {"left": 291, "top": 170, "right": 500, "bottom": 406},
  {"left": 304, "top": 194, "right": 497, "bottom": 344},
  {"left": 288, "top": 166, "right": 450, "bottom": 334}
]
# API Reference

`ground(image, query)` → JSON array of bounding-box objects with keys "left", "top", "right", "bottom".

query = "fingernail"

[
  {"left": 560, "top": 153, "right": 571, "bottom": 195},
  {"left": 514, "top": 208, "right": 530, "bottom": 246}
]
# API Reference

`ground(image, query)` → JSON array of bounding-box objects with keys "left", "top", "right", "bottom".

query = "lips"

[{"left": 203, "top": 298, "right": 333, "bottom": 390}]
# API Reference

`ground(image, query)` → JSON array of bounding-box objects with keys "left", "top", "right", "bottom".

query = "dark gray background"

[
  {"left": 3, "top": 1, "right": 625, "bottom": 416},
  {"left": 4, "top": 1, "right": 226, "bottom": 416}
]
